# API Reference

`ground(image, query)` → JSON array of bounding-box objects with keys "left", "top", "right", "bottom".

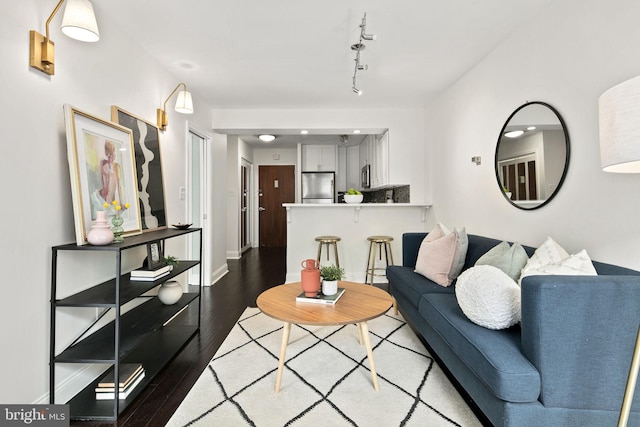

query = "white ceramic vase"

[{"left": 158, "top": 280, "right": 183, "bottom": 305}]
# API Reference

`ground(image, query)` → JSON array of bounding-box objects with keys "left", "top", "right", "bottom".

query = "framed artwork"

[
  {"left": 146, "top": 240, "right": 164, "bottom": 269},
  {"left": 63, "top": 104, "right": 142, "bottom": 245},
  {"left": 111, "top": 106, "right": 167, "bottom": 232}
]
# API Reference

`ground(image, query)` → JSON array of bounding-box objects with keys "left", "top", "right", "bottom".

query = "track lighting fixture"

[
  {"left": 29, "top": 0, "right": 100, "bottom": 76},
  {"left": 350, "top": 12, "right": 376, "bottom": 95}
]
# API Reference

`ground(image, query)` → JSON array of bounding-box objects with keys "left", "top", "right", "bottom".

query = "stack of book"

[
  {"left": 295, "top": 288, "right": 346, "bottom": 305},
  {"left": 95, "top": 364, "right": 145, "bottom": 400},
  {"left": 130, "top": 264, "right": 172, "bottom": 281}
]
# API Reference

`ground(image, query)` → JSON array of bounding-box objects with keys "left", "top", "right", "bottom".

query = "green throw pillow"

[{"left": 475, "top": 241, "right": 529, "bottom": 282}]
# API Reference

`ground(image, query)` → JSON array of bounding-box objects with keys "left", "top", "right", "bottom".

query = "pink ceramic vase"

[{"left": 87, "top": 211, "right": 114, "bottom": 245}]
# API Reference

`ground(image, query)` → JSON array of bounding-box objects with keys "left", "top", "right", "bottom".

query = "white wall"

[
  {"left": 0, "top": 0, "right": 222, "bottom": 404},
  {"left": 226, "top": 135, "right": 241, "bottom": 258},
  {"left": 427, "top": 0, "right": 640, "bottom": 269}
]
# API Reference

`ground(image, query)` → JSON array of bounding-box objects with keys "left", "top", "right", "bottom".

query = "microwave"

[{"left": 361, "top": 164, "right": 371, "bottom": 188}]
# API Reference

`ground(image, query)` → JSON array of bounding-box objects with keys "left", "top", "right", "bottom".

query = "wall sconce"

[
  {"left": 157, "top": 83, "right": 194, "bottom": 131},
  {"left": 29, "top": 0, "right": 100, "bottom": 76}
]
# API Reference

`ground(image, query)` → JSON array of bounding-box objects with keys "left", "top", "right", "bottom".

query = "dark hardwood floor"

[{"left": 72, "top": 247, "right": 287, "bottom": 427}]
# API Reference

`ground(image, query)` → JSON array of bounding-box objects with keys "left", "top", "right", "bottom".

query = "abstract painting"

[{"left": 111, "top": 106, "right": 167, "bottom": 232}]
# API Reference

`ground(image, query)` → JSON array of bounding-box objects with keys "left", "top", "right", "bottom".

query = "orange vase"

[{"left": 300, "top": 259, "right": 321, "bottom": 297}]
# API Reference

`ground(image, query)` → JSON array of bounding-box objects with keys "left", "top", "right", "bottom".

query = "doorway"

[
  {"left": 188, "top": 128, "right": 208, "bottom": 285},
  {"left": 240, "top": 159, "right": 252, "bottom": 253},
  {"left": 258, "top": 165, "right": 295, "bottom": 247}
]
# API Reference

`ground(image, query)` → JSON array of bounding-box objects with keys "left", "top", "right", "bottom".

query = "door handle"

[
  {"left": 241, "top": 207, "right": 248, "bottom": 212},
  {"left": 258, "top": 207, "right": 266, "bottom": 211}
]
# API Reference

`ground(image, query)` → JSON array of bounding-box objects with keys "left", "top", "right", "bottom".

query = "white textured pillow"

[
  {"left": 520, "top": 237, "right": 597, "bottom": 283},
  {"left": 456, "top": 265, "right": 521, "bottom": 330},
  {"left": 414, "top": 223, "right": 468, "bottom": 287},
  {"left": 475, "top": 241, "right": 529, "bottom": 281}
]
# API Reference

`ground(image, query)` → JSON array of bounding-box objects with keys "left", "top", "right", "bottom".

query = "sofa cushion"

[
  {"left": 520, "top": 237, "right": 597, "bottom": 283},
  {"left": 419, "top": 293, "right": 541, "bottom": 402},
  {"left": 414, "top": 224, "right": 468, "bottom": 287},
  {"left": 475, "top": 241, "right": 529, "bottom": 281},
  {"left": 387, "top": 265, "right": 454, "bottom": 310},
  {"left": 456, "top": 265, "right": 521, "bottom": 330}
]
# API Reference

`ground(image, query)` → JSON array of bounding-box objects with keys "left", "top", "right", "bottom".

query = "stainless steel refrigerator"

[{"left": 302, "top": 172, "right": 335, "bottom": 204}]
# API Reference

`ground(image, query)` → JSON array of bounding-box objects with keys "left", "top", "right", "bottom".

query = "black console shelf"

[{"left": 50, "top": 228, "right": 202, "bottom": 421}]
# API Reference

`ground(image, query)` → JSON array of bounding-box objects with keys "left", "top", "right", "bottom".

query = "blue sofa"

[{"left": 387, "top": 232, "right": 640, "bottom": 427}]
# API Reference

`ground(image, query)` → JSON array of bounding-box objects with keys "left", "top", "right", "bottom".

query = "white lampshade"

[
  {"left": 61, "top": 0, "right": 100, "bottom": 42},
  {"left": 175, "top": 90, "right": 194, "bottom": 114},
  {"left": 599, "top": 75, "right": 640, "bottom": 173}
]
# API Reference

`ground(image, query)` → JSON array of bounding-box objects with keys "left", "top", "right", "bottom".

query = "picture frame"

[
  {"left": 111, "top": 106, "right": 168, "bottom": 232},
  {"left": 63, "top": 104, "right": 142, "bottom": 245},
  {"left": 146, "top": 240, "right": 164, "bottom": 269}
]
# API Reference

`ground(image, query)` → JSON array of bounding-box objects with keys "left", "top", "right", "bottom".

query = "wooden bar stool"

[{"left": 315, "top": 236, "right": 341, "bottom": 268}]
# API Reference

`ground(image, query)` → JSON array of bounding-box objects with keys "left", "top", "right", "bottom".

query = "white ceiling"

[{"left": 95, "top": 0, "right": 552, "bottom": 145}]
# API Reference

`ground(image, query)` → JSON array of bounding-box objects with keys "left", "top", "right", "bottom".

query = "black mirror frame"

[{"left": 494, "top": 101, "right": 570, "bottom": 211}]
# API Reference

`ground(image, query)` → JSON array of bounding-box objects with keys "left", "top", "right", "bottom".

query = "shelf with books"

[
  {"left": 54, "top": 261, "right": 199, "bottom": 307},
  {"left": 50, "top": 228, "right": 202, "bottom": 421}
]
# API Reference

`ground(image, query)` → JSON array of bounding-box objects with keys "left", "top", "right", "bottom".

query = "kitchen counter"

[
  {"left": 283, "top": 203, "right": 431, "bottom": 223},
  {"left": 283, "top": 203, "right": 432, "bottom": 283}
]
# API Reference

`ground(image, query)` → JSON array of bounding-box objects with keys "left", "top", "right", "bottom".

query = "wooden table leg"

[
  {"left": 275, "top": 322, "right": 291, "bottom": 393},
  {"left": 359, "top": 322, "right": 379, "bottom": 391}
]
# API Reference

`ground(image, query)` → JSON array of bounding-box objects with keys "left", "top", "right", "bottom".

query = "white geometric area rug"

[{"left": 167, "top": 307, "right": 481, "bottom": 427}]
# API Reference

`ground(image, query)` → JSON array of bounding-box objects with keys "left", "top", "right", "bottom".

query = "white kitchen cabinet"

[
  {"left": 359, "top": 133, "right": 389, "bottom": 188},
  {"left": 302, "top": 144, "right": 337, "bottom": 171}
]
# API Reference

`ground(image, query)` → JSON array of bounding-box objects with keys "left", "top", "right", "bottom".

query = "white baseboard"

[
  {"left": 34, "top": 364, "right": 107, "bottom": 405},
  {"left": 226, "top": 250, "right": 241, "bottom": 259},
  {"left": 208, "top": 263, "right": 229, "bottom": 286}
]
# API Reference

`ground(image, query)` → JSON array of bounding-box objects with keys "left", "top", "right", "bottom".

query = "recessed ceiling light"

[
  {"left": 527, "top": 126, "right": 536, "bottom": 131},
  {"left": 353, "top": 130, "right": 361, "bottom": 134},
  {"left": 300, "top": 130, "right": 309, "bottom": 134},
  {"left": 504, "top": 130, "right": 524, "bottom": 138},
  {"left": 259, "top": 134, "right": 276, "bottom": 142}
]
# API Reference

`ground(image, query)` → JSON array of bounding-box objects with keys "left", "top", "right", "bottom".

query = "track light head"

[
  {"left": 362, "top": 33, "right": 377, "bottom": 41},
  {"left": 352, "top": 87, "right": 363, "bottom": 96}
]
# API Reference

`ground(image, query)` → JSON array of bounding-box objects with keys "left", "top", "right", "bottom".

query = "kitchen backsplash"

[{"left": 362, "top": 185, "right": 410, "bottom": 203}]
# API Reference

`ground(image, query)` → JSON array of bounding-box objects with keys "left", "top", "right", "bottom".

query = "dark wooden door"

[{"left": 258, "top": 165, "right": 295, "bottom": 247}]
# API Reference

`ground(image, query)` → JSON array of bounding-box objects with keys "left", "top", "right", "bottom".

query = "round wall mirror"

[{"left": 494, "top": 101, "right": 570, "bottom": 210}]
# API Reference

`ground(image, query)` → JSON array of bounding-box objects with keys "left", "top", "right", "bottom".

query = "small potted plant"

[
  {"left": 163, "top": 255, "right": 179, "bottom": 269},
  {"left": 320, "top": 264, "right": 345, "bottom": 296}
]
